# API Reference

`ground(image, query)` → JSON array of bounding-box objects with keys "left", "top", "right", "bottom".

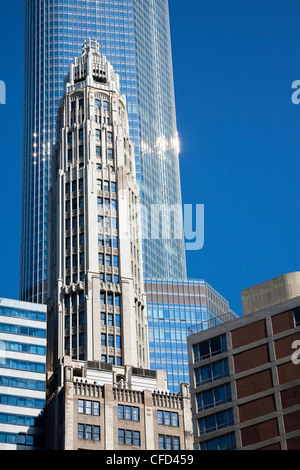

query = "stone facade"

[{"left": 45, "top": 361, "right": 193, "bottom": 450}]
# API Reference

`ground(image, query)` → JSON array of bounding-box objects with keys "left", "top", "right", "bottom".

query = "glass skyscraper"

[
  {"left": 21, "top": 0, "right": 186, "bottom": 304},
  {"left": 145, "top": 280, "right": 238, "bottom": 393}
]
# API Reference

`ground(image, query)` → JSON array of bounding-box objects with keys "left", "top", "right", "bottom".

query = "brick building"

[{"left": 188, "top": 272, "right": 300, "bottom": 450}]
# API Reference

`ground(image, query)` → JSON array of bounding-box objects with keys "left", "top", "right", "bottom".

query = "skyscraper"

[
  {"left": 145, "top": 279, "right": 238, "bottom": 393},
  {"left": 45, "top": 45, "right": 193, "bottom": 451},
  {"left": 21, "top": 0, "right": 186, "bottom": 304},
  {"left": 47, "top": 40, "right": 149, "bottom": 381}
]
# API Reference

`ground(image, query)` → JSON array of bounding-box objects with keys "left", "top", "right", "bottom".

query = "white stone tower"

[{"left": 47, "top": 40, "right": 150, "bottom": 390}]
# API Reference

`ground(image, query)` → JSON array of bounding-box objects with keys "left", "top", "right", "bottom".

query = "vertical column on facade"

[
  {"left": 144, "top": 390, "right": 155, "bottom": 450},
  {"left": 180, "top": 383, "right": 194, "bottom": 450},
  {"left": 103, "top": 384, "right": 115, "bottom": 449}
]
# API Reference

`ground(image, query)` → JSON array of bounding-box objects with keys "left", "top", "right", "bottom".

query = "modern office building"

[
  {"left": 145, "top": 279, "right": 237, "bottom": 393},
  {"left": 0, "top": 298, "right": 47, "bottom": 450},
  {"left": 188, "top": 272, "right": 300, "bottom": 450},
  {"left": 21, "top": 0, "right": 186, "bottom": 305},
  {"left": 45, "top": 45, "right": 193, "bottom": 450}
]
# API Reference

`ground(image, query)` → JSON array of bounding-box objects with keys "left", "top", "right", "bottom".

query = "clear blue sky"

[{"left": 0, "top": 0, "right": 299, "bottom": 316}]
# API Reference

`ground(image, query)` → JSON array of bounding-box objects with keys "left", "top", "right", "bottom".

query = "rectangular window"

[
  {"left": 96, "top": 129, "right": 101, "bottom": 140},
  {"left": 98, "top": 197, "right": 103, "bottom": 209},
  {"left": 103, "top": 101, "right": 109, "bottom": 111},
  {"left": 116, "top": 336, "right": 121, "bottom": 349},
  {"left": 199, "top": 409, "right": 234, "bottom": 436},
  {"left": 101, "top": 313, "right": 106, "bottom": 325},
  {"left": 195, "top": 359, "right": 229, "bottom": 386},
  {"left": 111, "top": 182, "right": 116, "bottom": 193},
  {"left": 193, "top": 335, "right": 227, "bottom": 363},
  {"left": 79, "top": 128, "right": 83, "bottom": 140},
  {"left": 101, "top": 334, "right": 106, "bottom": 347},
  {"left": 294, "top": 307, "right": 300, "bottom": 327},
  {"left": 197, "top": 383, "right": 232, "bottom": 412},
  {"left": 97, "top": 180, "right": 102, "bottom": 191},
  {"left": 200, "top": 433, "right": 236, "bottom": 451},
  {"left": 158, "top": 435, "right": 180, "bottom": 450},
  {"left": 96, "top": 146, "right": 101, "bottom": 158},
  {"left": 118, "top": 429, "right": 140, "bottom": 447},
  {"left": 157, "top": 411, "right": 179, "bottom": 427},
  {"left": 108, "top": 335, "right": 114, "bottom": 348},
  {"left": 108, "top": 148, "right": 113, "bottom": 160},
  {"left": 107, "top": 132, "right": 113, "bottom": 143}
]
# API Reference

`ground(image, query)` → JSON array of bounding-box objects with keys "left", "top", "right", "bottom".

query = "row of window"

[
  {"left": 98, "top": 253, "right": 119, "bottom": 268},
  {"left": 0, "top": 340, "right": 45, "bottom": 356},
  {"left": 200, "top": 432, "right": 236, "bottom": 451},
  {"left": 0, "top": 358, "right": 45, "bottom": 374},
  {"left": 197, "top": 383, "right": 232, "bottom": 412},
  {"left": 0, "top": 307, "right": 46, "bottom": 322},
  {"left": 101, "top": 334, "right": 121, "bottom": 349},
  {"left": 100, "top": 292, "right": 121, "bottom": 306},
  {"left": 195, "top": 359, "right": 229, "bottom": 387},
  {"left": 101, "top": 313, "right": 121, "bottom": 327},
  {"left": 193, "top": 335, "right": 227, "bottom": 363},
  {"left": 0, "top": 394, "right": 45, "bottom": 410},
  {"left": 98, "top": 197, "right": 117, "bottom": 211},
  {"left": 97, "top": 180, "right": 116, "bottom": 193},
  {"left": 98, "top": 215, "right": 118, "bottom": 230},
  {"left": 0, "top": 375, "right": 45, "bottom": 391},
  {"left": 0, "top": 322, "right": 46, "bottom": 339}
]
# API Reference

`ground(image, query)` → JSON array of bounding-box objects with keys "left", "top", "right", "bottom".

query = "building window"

[
  {"left": 79, "top": 128, "right": 83, "bottom": 140},
  {"left": 108, "top": 335, "right": 114, "bottom": 348},
  {"left": 96, "top": 146, "right": 101, "bottom": 158},
  {"left": 118, "top": 429, "right": 140, "bottom": 447},
  {"left": 108, "top": 148, "right": 113, "bottom": 160},
  {"left": 116, "top": 314, "right": 121, "bottom": 328},
  {"left": 195, "top": 359, "right": 229, "bottom": 386},
  {"left": 200, "top": 432, "right": 236, "bottom": 451},
  {"left": 101, "top": 334, "right": 106, "bottom": 346},
  {"left": 158, "top": 435, "right": 180, "bottom": 450},
  {"left": 196, "top": 383, "right": 232, "bottom": 412},
  {"left": 78, "top": 400, "right": 100, "bottom": 416},
  {"left": 116, "top": 336, "right": 121, "bottom": 349},
  {"left": 78, "top": 424, "right": 100, "bottom": 441},
  {"left": 97, "top": 179, "right": 102, "bottom": 191},
  {"left": 118, "top": 405, "right": 140, "bottom": 422},
  {"left": 95, "top": 99, "right": 100, "bottom": 110},
  {"left": 100, "top": 293, "right": 105, "bottom": 304},
  {"left": 103, "top": 101, "right": 109, "bottom": 112},
  {"left": 107, "top": 132, "right": 113, "bottom": 143},
  {"left": 96, "top": 129, "right": 101, "bottom": 140},
  {"left": 157, "top": 411, "right": 179, "bottom": 427},
  {"left": 104, "top": 180, "right": 109, "bottom": 192},
  {"left": 199, "top": 409, "right": 234, "bottom": 436},
  {"left": 294, "top": 307, "right": 300, "bottom": 327},
  {"left": 111, "top": 182, "right": 116, "bottom": 193},
  {"left": 193, "top": 335, "right": 227, "bottom": 363}
]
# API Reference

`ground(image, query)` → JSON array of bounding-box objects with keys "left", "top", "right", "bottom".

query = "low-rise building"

[{"left": 188, "top": 272, "right": 300, "bottom": 450}]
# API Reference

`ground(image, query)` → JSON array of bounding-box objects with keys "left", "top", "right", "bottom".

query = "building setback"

[
  {"left": 45, "top": 42, "right": 193, "bottom": 450},
  {"left": 188, "top": 272, "right": 300, "bottom": 450},
  {"left": 0, "top": 298, "right": 47, "bottom": 450}
]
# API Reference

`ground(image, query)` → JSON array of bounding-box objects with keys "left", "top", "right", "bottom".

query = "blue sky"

[{"left": 0, "top": 0, "right": 299, "bottom": 316}]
